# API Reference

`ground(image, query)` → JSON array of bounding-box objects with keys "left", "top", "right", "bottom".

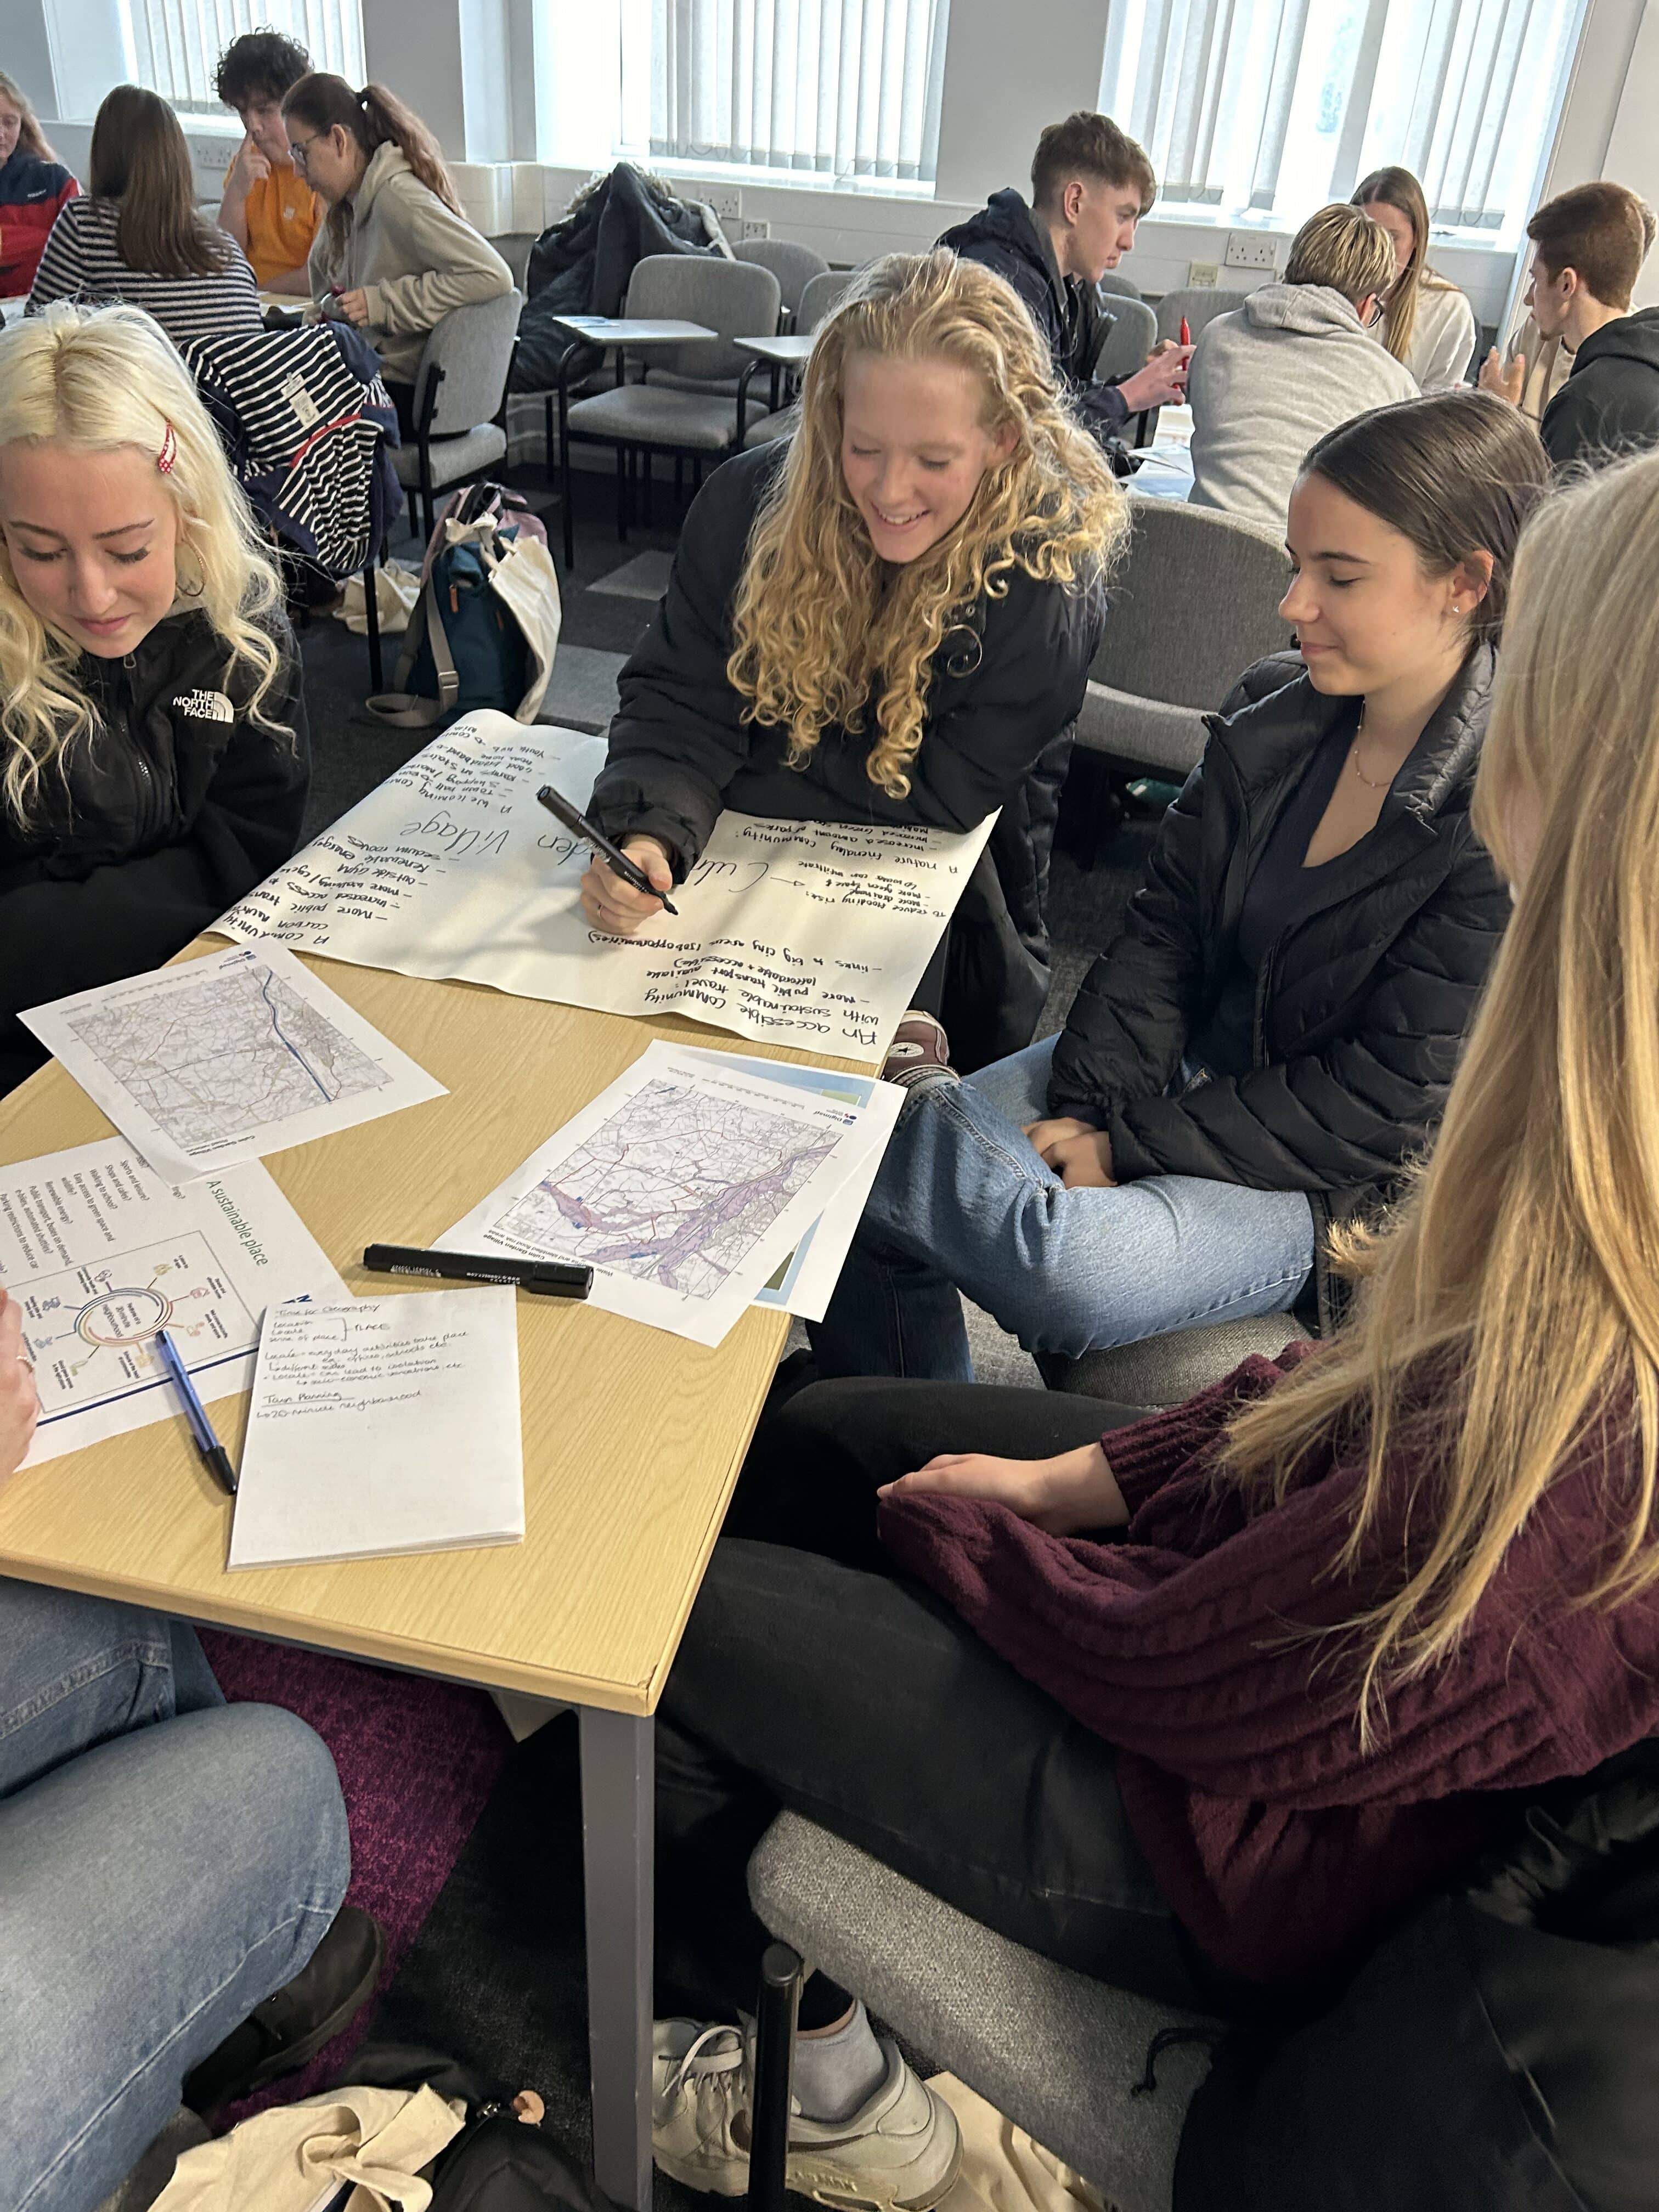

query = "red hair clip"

[{"left": 156, "top": 422, "right": 177, "bottom": 475}]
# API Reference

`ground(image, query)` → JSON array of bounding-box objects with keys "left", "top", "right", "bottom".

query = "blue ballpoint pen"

[{"left": 153, "top": 1329, "right": 238, "bottom": 1497}]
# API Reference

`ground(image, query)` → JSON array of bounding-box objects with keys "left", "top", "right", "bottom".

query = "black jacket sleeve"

[
  {"left": 1102, "top": 829, "right": 1509, "bottom": 1192},
  {"left": 1539, "top": 359, "right": 1659, "bottom": 471},
  {"left": 1046, "top": 760, "right": 1212, "bottom": 1121},
  {"left": 0, "top": 637, "right": 310, "bottom": 1088},
  {"left": 586, "top": 459, "right": 764, "bottom": 874}
]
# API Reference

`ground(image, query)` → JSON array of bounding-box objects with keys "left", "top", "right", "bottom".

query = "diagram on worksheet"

[{"left": 18, "top": 1232, "right": 257, "bottom": 1420}]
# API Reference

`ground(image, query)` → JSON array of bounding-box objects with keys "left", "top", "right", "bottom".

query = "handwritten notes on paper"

[
  {"left": 216, "top": 712, "right": 995, "bottom": 1059},
  {"left": 227, "top": 1288, "right": 524, "bottom": 1568}
]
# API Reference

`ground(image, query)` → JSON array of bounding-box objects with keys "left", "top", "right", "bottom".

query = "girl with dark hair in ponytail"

[{"left": 279, "top": 72, "right": 510, "bottom": 433}]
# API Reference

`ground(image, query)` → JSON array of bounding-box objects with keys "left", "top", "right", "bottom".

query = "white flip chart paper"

[
  {"left": 215, "top": 713, "right": 995, "bottom": 1059},
  {"left": 228, "top": 1288, "right": 524, "bottom": 1568},
  {"left": 437, "top": 1040, "right": 900, "bottom": 1346},
  {"left": 21, "top": 941, "right": 445, "bottom": 1186}
]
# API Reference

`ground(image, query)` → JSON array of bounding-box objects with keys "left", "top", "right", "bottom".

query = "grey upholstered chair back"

[
  {"left": 1049, "top": 1312, "right": 1305, "bottom": 1406},
  {"left": 623, "top": 253, "right": 783, "bottom": 382},
  {"left": 1097, "top": 269, "right": 1144, "bottom": 301},
  {"left": 748, "top": 1814, "right": 1215, "bottom": 2210},
  {"left": 413, "top": 287, "right": 524, "bottom": 433},
  {"left": 491, "top": 232, "right": 537, "bottom": 290},
  {"left": 735, "top": 236, "right": 831, "bottom": 321},
  {"left": 1091, "top": 294, "right": 1158, "bottom": 387},
  {"left": 1099, "top": 500, "right": 1291, "bottom": 712},
  {"left": 1154, "top": 284, "right": 1255, "bottom": 345},
  {"left": 796, "top": 267, "right": 857, "bottom": 334}
]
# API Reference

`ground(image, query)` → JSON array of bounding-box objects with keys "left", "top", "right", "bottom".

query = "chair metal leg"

[
  {"left": 362, "top": 545, "right": 383, "bottom": 693},
  {"left": 747, "top": 1943, "right": 802, "bottom": 2212},
  {"left": 558, "top": 370, "right": 576, "bottom": 572},
  {"left": 617, "top": 445, "right": 629, "bottom": 542}
]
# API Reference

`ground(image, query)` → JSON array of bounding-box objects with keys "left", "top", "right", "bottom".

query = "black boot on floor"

[{"left": 183, "top": 1905, "right": 385, "bottom": 2118}]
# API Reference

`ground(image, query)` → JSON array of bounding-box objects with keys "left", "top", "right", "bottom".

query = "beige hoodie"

[{"left": 309, "top": 142, "right": 512, "bottom": 383}]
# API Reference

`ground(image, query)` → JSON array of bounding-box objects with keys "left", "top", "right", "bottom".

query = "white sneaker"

[{"left": 652, "top": 2015, "right": 962, "bottom": 2211}]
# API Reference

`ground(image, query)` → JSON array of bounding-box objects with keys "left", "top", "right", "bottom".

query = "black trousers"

[
  {"left": 654, "top": 1379, "right": 1206, "bottom": 2021},
  {"left": 384, "top": 377, "right": 420, "bottom": 443}
]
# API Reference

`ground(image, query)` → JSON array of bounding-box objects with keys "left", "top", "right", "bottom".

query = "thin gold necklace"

[{"left": 1350, "top": 704, "right": 1392, "bottom": 791}]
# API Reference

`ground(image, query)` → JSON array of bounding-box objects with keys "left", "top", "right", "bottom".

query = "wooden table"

[{"left": 0, "top": 946, "right": 868, "bottom": 2209}]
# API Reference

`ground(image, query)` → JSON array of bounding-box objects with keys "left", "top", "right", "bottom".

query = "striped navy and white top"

[{"left": 27, "top": 195, "right": 262, "bottom": 348}]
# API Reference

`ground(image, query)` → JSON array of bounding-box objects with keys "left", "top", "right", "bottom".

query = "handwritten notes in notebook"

[
  {"left": 216, "top": 712, "right": 995, "bottom": 1059},
  {"left": 227, "top": 1288, "right": 524, "bottom": 1568}
]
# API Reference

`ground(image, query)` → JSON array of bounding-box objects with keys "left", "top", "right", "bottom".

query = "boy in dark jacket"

[
  {"left": 938, "top": 112, "right": 1191, "bottom": 449},
  {"left": 1481, "top": 179, "right": 1659, "bottom": 469}
]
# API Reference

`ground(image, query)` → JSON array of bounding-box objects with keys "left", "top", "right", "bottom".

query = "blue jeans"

[
  {"left": 813, "top": 1037, "right": 1316, "bottom": 1381},
  {"left": 0, "top": 1582, "right": 350, "bottom": 2212}
]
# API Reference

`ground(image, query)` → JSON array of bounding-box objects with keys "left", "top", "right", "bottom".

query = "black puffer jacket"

[
  {"left": 589, "top": 445, "right": 1107, "bottom": 1069},
  {"left": 0, "top": 608, "right": 310, "bottom": 1093},
  {"left": 1177, "top": 1739, "right": 1659, "bottom": 2211},
  {"left": 1047, "top": 648, "right": 1509, "bottom": 1327},
  {"left": 937, "top": 190, "right": 1131, "bottom": 451}
]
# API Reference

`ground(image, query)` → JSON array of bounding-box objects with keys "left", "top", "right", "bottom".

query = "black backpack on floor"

[{"left": 340, "top": 2044, "right": 617, "bottom": 2212}]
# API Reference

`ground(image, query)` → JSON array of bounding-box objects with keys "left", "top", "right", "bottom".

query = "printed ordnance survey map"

[{"left": 437, "top": 1040, "right": 902, "bottom": 1346}]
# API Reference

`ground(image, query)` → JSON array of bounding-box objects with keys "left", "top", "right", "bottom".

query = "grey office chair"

[
  {"left": 561, "top": 254, "right": 781, "bottom": 561},
  {"left": 1046, "top": 1312, "right": 1306, "bottom": 1406},
  {"left": 1097, "top": 268, "right": 1145, "bottom": 301},
  {"left": 742, "top": 267, "right": 859, "bottom": 450},
  {"left": 1153, "top": 285, "right": 1255, "bottom": 346},
  {"left": 390, "top": 287, "right": 524, "bottom": 548},
  {"left": 744, "top": 1815, "right": 1216, "bottom": 2212},
  {"left": 1074, "top": 500, "right": 1293, "bottom": 783},
  {"left": 1091, "top": 293, "right": 1159, "bottom": 387},
  {"left": 735, "top": 236, "right": 831, "bottom": 326}
]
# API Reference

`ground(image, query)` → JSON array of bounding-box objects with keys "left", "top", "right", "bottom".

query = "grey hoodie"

[
  {"left": 308, "top": 143, "right": 512, "bottom": 384},
  {"left": 1187, "top": 281, "right": 1419, "bottom": 533}
]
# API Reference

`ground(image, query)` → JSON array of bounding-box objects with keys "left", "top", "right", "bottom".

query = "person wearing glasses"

[
  {"left": 279, "top": 74, "right": 511, "bottom": 439},
  {"left": 1186, "top": 204, "right": 1419, "bottom": 534}
]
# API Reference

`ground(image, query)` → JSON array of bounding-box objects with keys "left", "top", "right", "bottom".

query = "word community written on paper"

[{"left": 215, "top": 713, "right": 996, "bottom": 1058}]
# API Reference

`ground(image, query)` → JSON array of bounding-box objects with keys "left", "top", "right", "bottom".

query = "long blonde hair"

[
  {"left": 0, "top": 70, "right": 58, "bottom": 162},
  {"left": 1354, "top": 165, "right": 1458, "bottom": 367},
  {"left": 0, "top": 303, "right": 285, "bottom": 821},
  {"left": 1220, "top": 448, "right": 1659, "bottom": 1729},
  {"left": 726, "top": 250, "right": 1125, "bottom": 800}
]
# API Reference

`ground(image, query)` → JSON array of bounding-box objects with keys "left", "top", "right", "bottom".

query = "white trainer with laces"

[{"left": 652, "top": 2015, "right": 962, "bottom": 2212}]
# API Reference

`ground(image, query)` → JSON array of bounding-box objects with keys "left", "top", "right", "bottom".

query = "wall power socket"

[
  {"left": 1225, "top": 230, "right": 1281, "bottom": 272},
  {"left": 1187, "top": 261, "right": 1220, "bottom": 287}
]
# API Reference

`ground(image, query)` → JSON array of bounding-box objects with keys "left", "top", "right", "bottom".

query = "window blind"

[
  {"left": 122, "top": 0, "right": 366, "bottom": 115},
  {"left": 1102, "top": 0, "right": 1585, "bottom": 233},
  {"left": 650, "top": 0, "right": 950, "bottom": 183}
]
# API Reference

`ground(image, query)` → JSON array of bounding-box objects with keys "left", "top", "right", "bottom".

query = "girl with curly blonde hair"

[
  {"left": 584, "top": 249, "right": 1125, "bottom": 1071},
  {"left": 0, "top": 303, "right": 308, "bottom": 1093}
]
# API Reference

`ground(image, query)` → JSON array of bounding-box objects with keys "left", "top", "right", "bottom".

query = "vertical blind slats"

[
  {"left": 1106, "top": 0, "right": 1582, "bottom": 232},
  {"left": 651, "top": 0, "right": 947, "bottom": 179},
  {"left": 122, "top": 0, "right": 365, "bottom": 112}
]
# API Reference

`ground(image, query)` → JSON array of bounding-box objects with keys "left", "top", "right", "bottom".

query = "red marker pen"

[{"left": 1180, "top": 316, "right": 1191, "bottom": 346}]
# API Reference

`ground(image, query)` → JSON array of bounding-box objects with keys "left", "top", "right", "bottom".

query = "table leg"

[{"left": 580, "top": 1705, "right": 654, "bottom": 2212}]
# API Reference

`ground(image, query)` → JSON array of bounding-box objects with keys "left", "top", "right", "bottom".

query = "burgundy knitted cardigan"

[{"left": 878, "top": 1351, "right": 1659, "bottom": 1989}]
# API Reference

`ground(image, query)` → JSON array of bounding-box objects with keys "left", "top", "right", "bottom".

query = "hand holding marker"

[{"left": 537, "top": 786, "right": 679, "bottom": 917}]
